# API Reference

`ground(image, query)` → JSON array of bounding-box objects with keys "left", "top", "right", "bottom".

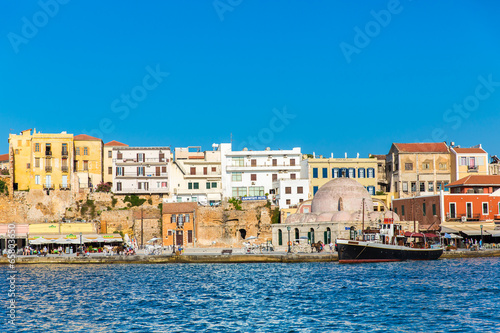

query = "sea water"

[{"left": 2, "top": 258, "right": 499, "bottom": 332}]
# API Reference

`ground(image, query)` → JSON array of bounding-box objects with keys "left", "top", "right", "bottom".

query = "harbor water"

[{"left": 2, "top": 258, "right": 500, "bottom": 332}]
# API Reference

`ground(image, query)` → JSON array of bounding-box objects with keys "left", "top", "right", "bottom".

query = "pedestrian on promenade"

[{"left": 329, "top": 242, "right": 333, "bottom": 253}]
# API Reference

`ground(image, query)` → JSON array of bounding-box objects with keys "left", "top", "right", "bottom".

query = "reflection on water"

[{"left": 2, "top": 258, "right": 500, "bottom": 332}]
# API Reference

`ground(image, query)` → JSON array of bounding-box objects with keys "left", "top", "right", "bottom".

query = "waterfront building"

[
  {"left": 0, "top": 153, "right": 8, "bottom": 171},
  {"left": 450, "top": 144, "right": 489, "bottom": 182},
  {"left": 392, "top": 175, "right": 500, "bottom": 236},
  {"left": 103, "top": 140, "right": 128, "bottom": 184},
  {"left": 111, "top": 146, "right": 172, "bottom": 195},
  {"left": 369, "top": 154, "right": 389, "bottom": 192},
  {"left": 162, "top": 202, "right": 197, "bottom": 248},
  {"left": 170, "top": 146, "right": 222, "bottom": 205},
  {"left": 386, "top": 142, "right": 451, "bottom": 198},
  {"left": 8, "top": 129, "right": 74, "bottom": 191},
  {"left": 73, "top": 134, "right": 103, "bottom": 189},
  {"left": 301, "top": 154, "right": 378, "bottom": 197},
  {"left": 272, "top": 177, "right": 309, "bottom": 209},
  {"left": 220, "top": 143, "right": 302, "bottom": 202}
]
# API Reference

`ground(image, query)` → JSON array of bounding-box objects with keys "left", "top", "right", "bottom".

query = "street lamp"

[{"left": 287, "top": 226, "right": 291, "bottom": 253}]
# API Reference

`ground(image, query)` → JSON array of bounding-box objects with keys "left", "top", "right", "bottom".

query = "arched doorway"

[
  {"left": 239, "top": 229, "right": 247, "bottom": 240},
  {"left": 278, "top": 229, "right": 282, "bottom": 246},
  {"left": 324, "top": 227, "right": 331, "bottom": 244},
  {"left": 308, "top": 228, "right": 315, "bottom": 243},
  {"left": 294, "top": 228, "right": 299, "bottom": 241}
]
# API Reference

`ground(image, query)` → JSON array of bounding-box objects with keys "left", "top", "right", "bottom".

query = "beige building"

[
  {"left": 450, "top": 145, "right": 489, "bottom": 182},
  {"left": 103, "top": 140, "right": 128, "bottom": 184},
  {"left": 73, "top": 134, "right": 103, "bottom": 189},
  {"left": 387, "top": 142, "right": 451, "bottom": 198}
]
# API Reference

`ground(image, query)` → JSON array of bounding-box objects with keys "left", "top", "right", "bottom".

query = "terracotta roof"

[
  {"left": 446, "top": 175, "right": 500, "bottom": 187},
  {"left": 394, "top": 142, "right": 449, "bottom": 153},
  {"left": 370, "top": 154, "right": 386, "bottom": 160},
  {"left": 453, "top": 147, "right": 487, "bottom": 154},
  {"left": 104, "top": 140, "right": 128, "bottom": 147},
  {"left": 0, "top": 154, "right": 8, "bottom": 162},
  {"left": 74, "top": 134, "right": 102, "bottom": 141},
  {"left": 162, "top": 202, "right": 197, "bottom": 214}
]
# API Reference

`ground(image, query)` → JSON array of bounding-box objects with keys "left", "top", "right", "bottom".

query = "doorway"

[{"left": 176, "top": 230, "right": 184, "bottom": 246}]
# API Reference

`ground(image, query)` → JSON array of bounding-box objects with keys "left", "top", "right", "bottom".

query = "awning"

[
  {"left": 460, "top": 229, "right": 490, "bottom": 236},
  {"left": 490, "top": 230, "right": 500, "bottom": 237},
  {"left": 440, "top": 226, "right": 459, "bottom": 234}
]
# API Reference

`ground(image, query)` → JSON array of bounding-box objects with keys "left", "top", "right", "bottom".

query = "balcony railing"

[
  {"left": 114, "top": 158, "right": 169, "bottom": 163},
  {"left": 61, "top": 166, "right": 69, "bottom": 173},
  {"left": 43, "top": 183, "right": 54, "bottom": 190},
  {"left": 45, "top": 151, "right": 52, "bottom": 156},
  {"left": 467, "top": 166, "right": 479, "bottom": 172},
  {"left": 114, "top": 187, "right": 169, "bottom": 194},
  {"left": 45, "top": 166, "right": 52, "bottom": 172},
  {"left": 116, "top": 172, "right": 168, "bottom": 177},
  {"left": 446, "top": 213, "right": 481, "bottom": 222},
  {"left": 59, "top": 184, "right": 71, "bottom": 190}
]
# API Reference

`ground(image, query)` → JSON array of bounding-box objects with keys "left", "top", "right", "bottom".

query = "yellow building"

[
  {"left": 103, "top": 140, "right": 128, "bottom": 184},
  {"left": 73, "top": 134, "right": 103, "bottom": 189},
  {"left": 450, "top": 145, "right": 489, "bottom": 182},
  {"left": 9, "top": 129, "right": 74, "bottom": 191},
  {"left": 301, "top": 155, "right": 378, "bottom": 198}
]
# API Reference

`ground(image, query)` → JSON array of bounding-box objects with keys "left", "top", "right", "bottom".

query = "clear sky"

[{"left": 1, "top": 0, "right": 500, "bottom": 157}]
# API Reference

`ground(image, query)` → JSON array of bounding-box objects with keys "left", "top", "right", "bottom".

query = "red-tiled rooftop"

[
  {"left": 394, "top": 142, "right": 449, "bottom": 153},
  {"left": 162, "top": 202, "right": 198, "bottom": 214},
  {"left": 370, "top": 154, "right": 386, "bottom": 160},
  {"left": 453, "top": 147, "right": 487, "bottom": 154},
  {"left": 74, "top": 134, "right": 102, "bottom": 141},
  {"left": 104, "top": 140, "right": 128, "bottom": 147},
  {"left": 446, "top": 175, "right": 500, "bottom": 187},
  {"left": 0, "top": 154, "right": 8, "bottom": 162}
]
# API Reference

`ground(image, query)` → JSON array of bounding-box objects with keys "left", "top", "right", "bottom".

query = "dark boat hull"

[{"left": 337, "top": 240, "right": 443, "bottom": 263}]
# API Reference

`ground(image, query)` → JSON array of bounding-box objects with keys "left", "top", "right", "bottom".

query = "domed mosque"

[{"left": 272, "top": 178, "right": 402, "bottom": 246}]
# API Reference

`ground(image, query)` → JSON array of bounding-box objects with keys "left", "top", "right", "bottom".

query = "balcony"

[
  {"left": 43, "top": 183, "right": 54, "bottom": 191},
  {"left": 61, "top": 166, "right": 69, "bottom": 173},
  {"left": 114, "top": 187, "right": 169, "bottom": 194},
  {"left": 114, "top": 157, "right": 169, "bottom": 164},
  {"left": 45, "top": 166, "right": 52, "bottom": 172},
  {"left": 227, "top": 163, "right": 300, "bottom": 172},
  {"left": 467, "top": 166, "right": 479, "bottom": 172},
  {"left": 59, "top": 184, "right": 71, "bottom": 191},
  {"left": 116, "top": 172, "right": 169, "bottom": 178},
  {"left": 45, "top": 151, "right": 52, "bottom": 156},
  {"left": 62, "top": 150, "right": 68, "bottom": 156}
]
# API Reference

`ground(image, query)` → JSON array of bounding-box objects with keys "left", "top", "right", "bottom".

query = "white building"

[
  {"left": 220, "top": 143, "right": 302, "bottom": 202},
  {"left": 272, "top": 178, "right": 310, "bottom": 209},
  {"left": 112, "top": 147, "right": 172, "bottom": 195},
  {"left": 169, "top": 145, "right": 223, "bottom": 205}
]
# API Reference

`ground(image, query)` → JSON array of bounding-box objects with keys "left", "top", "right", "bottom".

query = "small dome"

[{"left": 311, "top": 178, "right": 374, "bottom": 213}]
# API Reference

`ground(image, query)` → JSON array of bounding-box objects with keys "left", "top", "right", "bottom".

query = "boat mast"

[{"left": 362, "top": 198, "right": 365, "bottom": 239}]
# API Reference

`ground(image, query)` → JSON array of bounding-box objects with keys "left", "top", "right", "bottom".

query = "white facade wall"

[
  {"left": 112, "top": 147, "right": 171, "bottom": 194},
  {"left": 273, "top": 178, "right": 310, "bottom": 209}
]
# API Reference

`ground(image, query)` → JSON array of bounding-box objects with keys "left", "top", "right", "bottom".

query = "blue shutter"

[
  {"left": 313, "top": 186, "right": 318, "bottom": 195},
  {"left": 313, "top": 168, "right": 318, "bottom": 178},
  {"left": 323, "top": 168, "right": 328, "bottom": 178}
]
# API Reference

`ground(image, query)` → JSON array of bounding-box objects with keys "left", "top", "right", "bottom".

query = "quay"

[{"left": 1, "top": 249, "right": 500, "bottom": 265}]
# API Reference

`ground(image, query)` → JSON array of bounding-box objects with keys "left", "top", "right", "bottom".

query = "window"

[
  {"left": 332, "top": 168, "right": 339, "bottom": 178},
  {"left": 162, "top": 166, "right": 167, "bottom": 173},
  {"left": 211, "top": 182, "right": 217, "bottom": 188},
  {"left": 117, "top": 152, "right": 122, "bottom": 159},
  {"left": 313, "top": 186, "right": 318, "bottom": 195},
  {"left": 483, "top": 202, "right": 488, "bottom": 215},
  {"left": 290, "top": 159, "right": 295, "bottom": 166},
  {"left": 171, "top": 215, "right": 176, "bottom": 223},
  {"left": 402, "top": 182, "right": 408, "bottom": 193},
  {"left": 367, "top": 168, "right": 375, "bottom": 178},
  {"left": 137, "top": 166, "right": 145, "bottom": 176},
  {"left": 322, "top": 168, "right": 328, "bottom": 178},
  {"left": 358, "top": 168, "right": 365, "bottom": 178},
  {"left": 206, "top": 182, "right": 211, "bottom": 189},
  {"left": 116, "top": 182, "right": 122, "bottom": 191},
  {"left": 116, "top": 167, "right": 123, "bottom": 176},
  {"left": 249, "top": 186, "right": 264, "bottom": 196},
  {"left": 232, "top": 187, "right": 247, "bottom": 197},
  {"left": 203, "top": 167, "right": 207, "bottom": 175},
  {"left": 432, "top": 204, "right": 436, "bottom": 216},
  {"left": 15, "top": 149, "right": 19, "bottom": 155},
  {"left": 193, "top": 182, "right": 199, "bottom": 189},
  {"left": 420, "top": 182, "right": 425, "bottom": 192},
  {"left": 428, "top": 182, "right": 434, "bottom": 192},
  {"left": 299, "top": 199, "right": 303, "bottom": 203},
  {"left": 188, "top": 230, "right": 193, "bottom": 243},
  {"left": 297, "top": 186, "right": 303, "bottom": 194},
  {"left": 272, "top": 174, "right": 277, "bottom": 181},
  {"left": 251, "top": 174, "right": 257, "bottom": 181},
  {"left": 444, "top": 182, "right": 449, "bottom": 192},
  {"left": 76, "top": 147, "right": 80, "bottom": 155},
  {"left": 285, "top": 187, "right": 291, "bottom": 194},
  {"left": 439, "top": 163, "right": 447, "bottom": 170},
  {"left": 108, "top": 151, "right": 112, "bottom": 158},
  {"left": 232, "top": 172, "right": 242, "bottom": 181},
  {"left": 212, "top": 167, "right": 216, "bottom": 172},
  {"left": 394, "top": 207, "right": 398, "bottom": 215},
  {"left": 35, "top": 175, "right": 40, "bottom": 185},
  {"left": 437, "top": 182, "right": 443, "bottom": 191},
  {"left": 35, "top": 158, "right": 40, "bottom": 168},
  {"left": 411, "top": 182, "right": 416, "bottom": 192},
  {"left": 459, "top": 156, "right": 466, "bottom": 165},
  {"left": 422, "top": 162, "right": 430, "bottom": 170},
  {"left": 286, "top": 199, "right": 291, "bottom": 205},
  {"left": 348, "top": 168, "right": 355, "bottom": 178},
  {"left": 232, "top": 157, "right": 244, "bottom": 166},
  {"left": 108, "top": 167, "right": 112, "bottom": 175},
  {"left": 188, "top": 183, "right": 193, "bottom": 190},
  {"left": 272, "top": 159, "right": 277, "bottom": 166},
  {"left": 401, "top": 205, "right": 405, "bottom": 216},
  {"left": 449, "top": 203, "right": 456, "bottom": 218},
  {"left": 423, "top": 203, "right": 426, "bottom": 216},
  {"left": 367, "top": 186, "right": 375, "bottom": 195},
  {"left": 35, "top": 143, "right": 40, "bottom": 152},
  {"left": 185, "top": 214, "right": 190, "bottom": 223},
  {"left": 190, "top": 167, "right": 196, "bottom": 175},
  {"left": 290, "top": 173, "right": 296, "bottom": 180},
  {"left": 405, "top": 163, "right": 413, "bottom": 170},
  {"left": 83, "top": 161, "right": 89, "bottom": 171},
  {"left": 137, "top": 153, "right": 145, "bottom": 162},
  {"left": 251, "top": 159, "right": 257, "bottom": 167},
  {"left": 313, "top": 168, "right": 318, "bottom": 178}
]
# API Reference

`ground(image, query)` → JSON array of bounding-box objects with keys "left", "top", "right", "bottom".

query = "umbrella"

[
  {"left": 147, "top": 238, "right": 161, "bottom": 243},
  {"left": 244, "top": 236, "right": 257, "bottom": 241}
]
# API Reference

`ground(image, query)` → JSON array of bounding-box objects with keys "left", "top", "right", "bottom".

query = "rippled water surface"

[{"left": 2, "top": 258, "right": 500, "bottom": 332}]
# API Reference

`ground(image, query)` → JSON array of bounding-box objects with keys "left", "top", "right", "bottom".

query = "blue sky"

[{"left": 1, "top": 0, "right": 500, "bottom": 157}]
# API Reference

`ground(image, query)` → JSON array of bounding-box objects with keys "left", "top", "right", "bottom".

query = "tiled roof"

[
  {"left": 446, "top": 175, "right": 500, "bottom": 187},
  {"left": 162, "top": 202, "right": 198, "bottom": 214},
  {"left": 104, "top": 140, "right": 128, "bottom": 147},
  {"left": 74, "top": 134, "right": 102, "bottom": 141},
  {"left": 370, "top": 154, "right": 386, "bottom": 160},
  {"left": 453, "top": 147, "right": 487, "bottom": 154},
  {"left": 0, "top": 154, "right": 8, "bottom": 162},
  {"left": 394, "top": 142, "right": 449, "bottom": 153}
]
